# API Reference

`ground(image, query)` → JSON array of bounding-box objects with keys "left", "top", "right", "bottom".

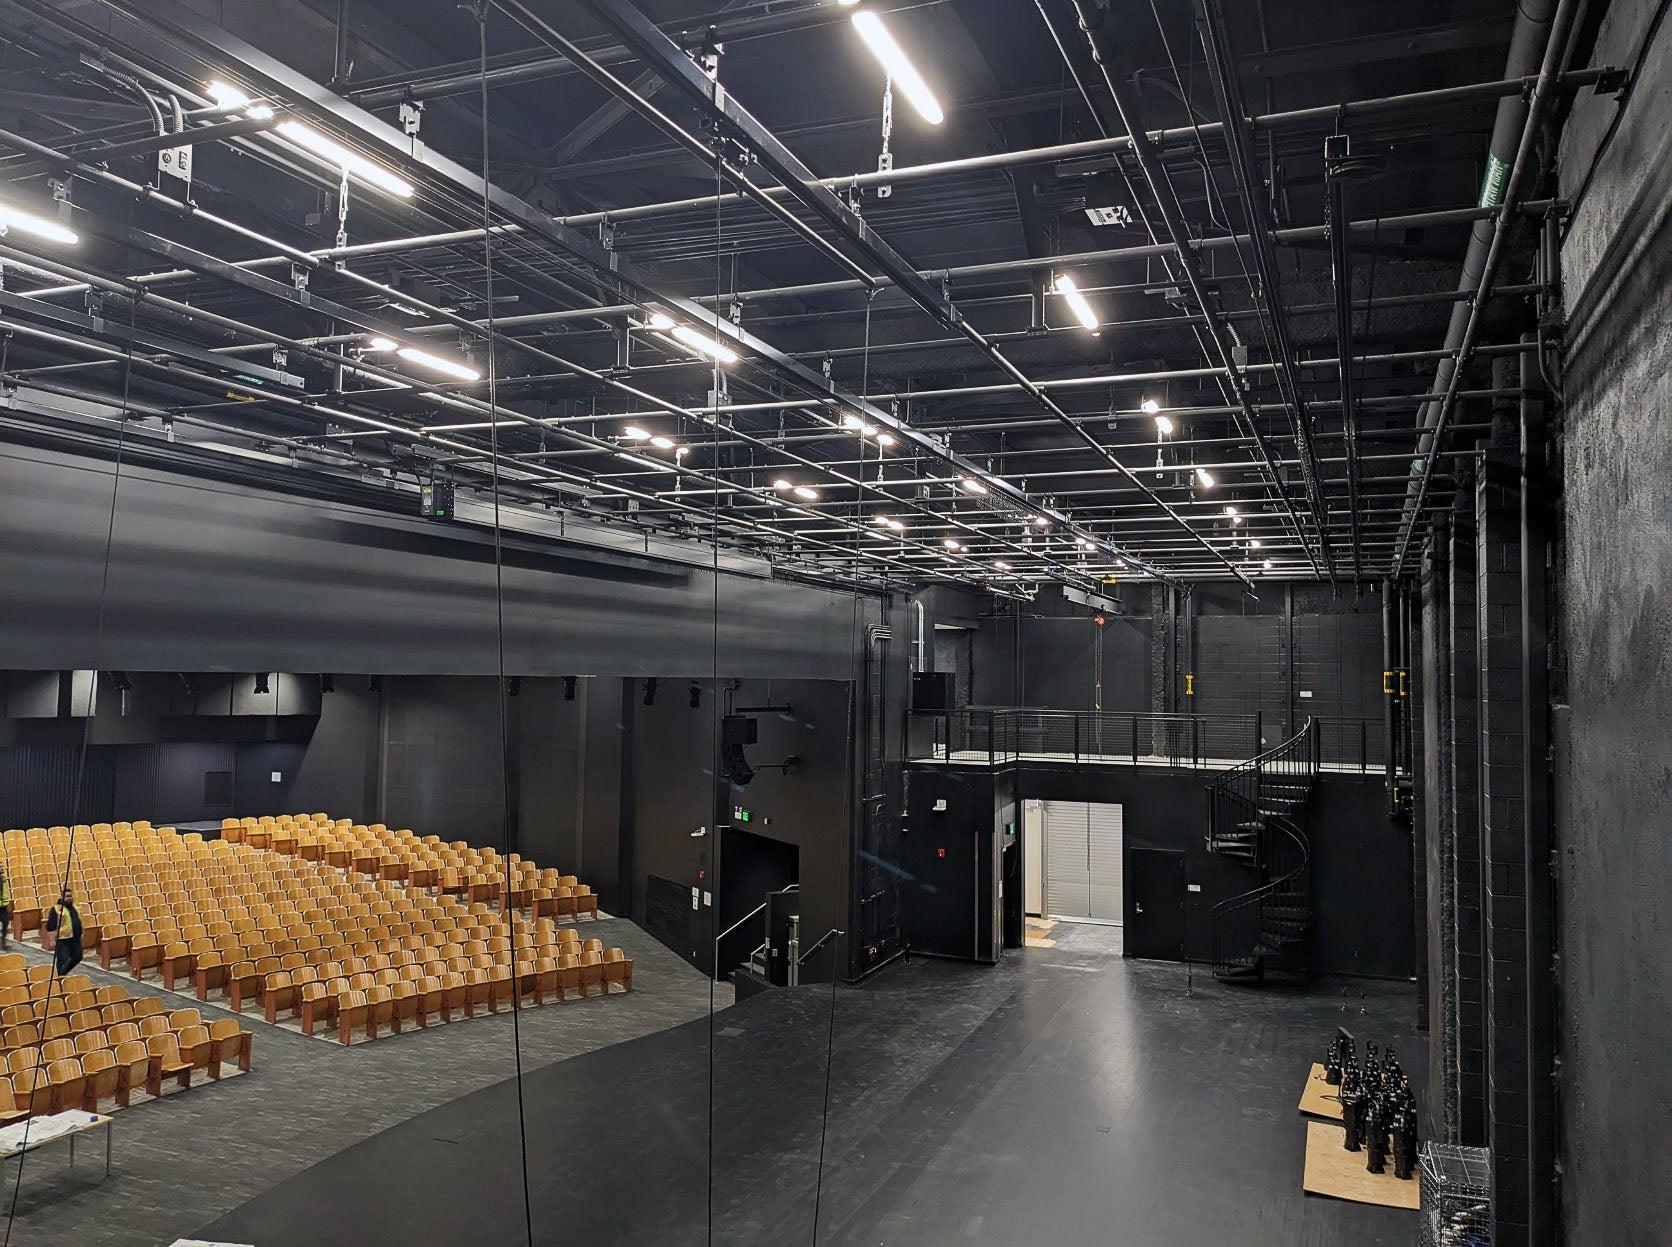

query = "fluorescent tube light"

[
  {"left": 396, "top": 346, "right": 479, "bottom": 382},
  {"left": 851, "top": 11, "right": 944, "bottom": 125},
  {"left": 0, "top": 200, "right": 77, "bottom": 246},
  {"left": 276, "top": 120, "right": 413, "bottom": 198},
  {"left": 1052, "top": 273, "right": 1100, "bottom": 331},
  {"left": 648, "top": 311, "right": 737, "bottom": 365},
  {"left": 205, "top": 81, "right": 274, "bottom": 120}
]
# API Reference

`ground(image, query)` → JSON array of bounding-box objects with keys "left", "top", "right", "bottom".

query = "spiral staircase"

[{"left": 1205, "top": 717, "right": 1319, "bottom": 984}]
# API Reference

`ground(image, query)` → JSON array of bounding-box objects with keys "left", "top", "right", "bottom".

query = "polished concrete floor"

[{"left": 192, "top": 924, "right": 1424, "bottom": 1246}]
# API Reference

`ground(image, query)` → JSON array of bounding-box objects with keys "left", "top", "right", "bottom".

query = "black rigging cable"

[{"left": 475, "top": 6, "right": 535, "bottom": 1244}]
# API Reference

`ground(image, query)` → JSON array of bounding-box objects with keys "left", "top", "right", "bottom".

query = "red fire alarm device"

[{"left": 937, "top": 847, "right": 946, "bottom": 858}]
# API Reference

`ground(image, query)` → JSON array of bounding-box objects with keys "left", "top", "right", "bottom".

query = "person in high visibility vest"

[
  {"left": 45, "top": 887, "right": 84, "bottom": 975},
  {"left": 0, "top": 867, "right": 10, "bottom": 951}
]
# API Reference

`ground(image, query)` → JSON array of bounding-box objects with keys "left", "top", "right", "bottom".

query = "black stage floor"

[{"left": 198, "top": 928, "right": 1423, "bottom": 1246}]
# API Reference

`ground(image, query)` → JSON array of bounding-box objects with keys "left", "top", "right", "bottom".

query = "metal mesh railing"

[
  {"left": 909, "top": 709, "right": 1262, "bottom": 772},
  {"left": 1419, "top": 1142, "right": 1491, "bottom": 1247},
  {"left": 909, "top": 708, "right": 1384, "bottom": 775}
]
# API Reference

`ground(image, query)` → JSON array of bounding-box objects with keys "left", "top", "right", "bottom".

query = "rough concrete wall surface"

[{"left": 1555, "top": 1, "right": 1672, "bottom": 1241}]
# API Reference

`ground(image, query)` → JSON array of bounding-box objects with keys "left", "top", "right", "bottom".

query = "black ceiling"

[{"left": 0, "top": 0, "right": 1599, "bottom": 594}]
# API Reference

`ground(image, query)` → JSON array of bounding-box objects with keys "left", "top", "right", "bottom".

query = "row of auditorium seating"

[
  {"left": 0, "top": 954, "right": 251, "bottom": 1116},
  {"left": 0, "top": 820, "right": 633, "bottom": 1047},
  {"left": 218, "top": 814, "right": 600, "bottom": 918}
]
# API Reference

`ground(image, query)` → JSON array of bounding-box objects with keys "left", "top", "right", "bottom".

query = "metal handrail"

[
  {"left": 1207, "top": 717, "right": 1319, "bottom": 981},
  {"left": 795, "top": 927, "right": 845, "bottom": 966}
]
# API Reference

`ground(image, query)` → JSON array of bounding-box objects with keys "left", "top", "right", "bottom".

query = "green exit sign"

[{"left": 733, "top": 805, "right": 752, "bottom": 823}]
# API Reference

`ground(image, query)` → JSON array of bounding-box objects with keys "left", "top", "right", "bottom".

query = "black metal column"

[
  {"left": 1449, "top": 480, "right": 1486, "bottom": 1144},
  {"left": 1422, "top": 519, "right": 1458, "bottom": 1138},
  {"left": 1519, "top": 340, "right": 1556, "bottom": 1245},
  {"left": 1478, "top": 411, "right": 1530, "bottom": 1245}
]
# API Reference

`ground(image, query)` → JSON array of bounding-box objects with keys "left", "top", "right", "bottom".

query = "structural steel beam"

[
  {"left": 84, "top": 0, "right": 1160, "bottom": 586},
  {"left": 1197, "top": 0, "right": 1335, "bottom": 581},
  {"left": 569, "top": 0, "right": 1255, "bottom": 586}
]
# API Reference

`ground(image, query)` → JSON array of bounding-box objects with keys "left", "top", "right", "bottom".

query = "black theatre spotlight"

[
  {"left": 562, "top": 676, "right": 577, "bottom": 701},
  {"left": 688, "top": 682, "right": 702, "bottom": 709},
  {"left": 643, "top": 678, "right": 659, "bottom": 707},
  {"left": 253, "top": 673, "right": 270, "bottom": 695}
]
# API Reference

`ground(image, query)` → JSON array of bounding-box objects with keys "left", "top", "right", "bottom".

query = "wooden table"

[{"left": 0, "top": 1111, "right": 113, "bottom": 1179}]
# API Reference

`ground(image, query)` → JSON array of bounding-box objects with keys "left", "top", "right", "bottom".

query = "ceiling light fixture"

[
  {"left": 396, "top": 345, "right": 480, "bottom": 382},
  {"left": 1052, "top": 273, "right": 1100, "bottom": 332},
  {"left": 793, "top": 485, "right": 819, "bottom": 501},
  {"left": 275, "top": 120, "right": 413, "bottom": 198},
  {"left": 772, "top": 478, "right": 792, "bottom": 491},
  {"left": 1155, "top": 414, "right": 1174, "bottom": 436},
  {"left": 995, "top": 561, "right": 1011, "bottom": 570},
  {"left": 943, "top": 538, "right": 961, "bottom": 551},
  {"left": 851, "top": 10, "right": 945, "bottom": 125},
  {"left": 0, "top": 198, "right": 78, "bottom": 246},
  {"left": 1196, "top": 467, "right": 1215, "bottom": 488},
  {"left": 1224, "top": 506, "right": 1238, "bottom": 518},
  {"left": 959, "top": 477, "right": 987, "bottom": 495},
  {"left": 622, "top": 426, "right": 652, "bottom": 441},
  {"left": 650, "top": 435, "right": 677, "bottom": 450},
  {"left": 648, "top": 312, "right": 738, "bottom": 365},
  {"left": 205, "top": 80, "right": 274, "bottom": 120},
  {"left": 873, "top": 514, "right": 892, "bottom": 526},
  {"left": 1263, "top": 559, "right": 1274, "bottom": 570},
  {"left": 1140, "top": 398, "right": 1161, "bottom": 415},
  {"left": 886, "top": 518, "right": 904, "bottom": 531},
  {"left": 1033, "top": 516, "right": 1049, "bottom": 528},
  {"left": 876, "top": 432, "right": 896, "bottom": 448},
  {"left": 1250, "top": 539, "right": 1262, "bottom": 549},
  {"left": 365, "top": 335, "right": 398, "bottom": 352}
]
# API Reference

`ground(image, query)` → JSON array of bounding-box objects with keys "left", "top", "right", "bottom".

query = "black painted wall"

[
  {"left": 1554, "top": 2, "right": 1672, "bottom": 1239},
  {"left": 626, "top": 679, "right": 855, "bottom": 981},
  {"left": 907, "top": 763, "right": 1412, "bottom": 979},
  {"left": 972, "top": 583, "right": 1385, "bottom": 747},
  {"left": 0, "top": 442, "right": 878, "bottom": 682}
]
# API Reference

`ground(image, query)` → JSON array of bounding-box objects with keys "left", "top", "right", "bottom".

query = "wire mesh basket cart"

[{"left": 1419, "top": 1142, "right": 1491, "bottom": 1247}]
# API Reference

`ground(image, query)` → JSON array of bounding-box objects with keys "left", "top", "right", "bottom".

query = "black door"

[{"left": 1126, "top": 848, "right": 1186, "bottom": 960}]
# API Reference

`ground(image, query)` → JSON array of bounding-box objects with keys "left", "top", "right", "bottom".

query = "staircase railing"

[{"left": 1206, "top": 717, "right": 1320, "bottom": 982}]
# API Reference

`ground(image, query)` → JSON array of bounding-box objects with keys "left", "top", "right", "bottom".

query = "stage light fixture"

[
  {"left": 643, "top": 678, "right": 659, "bottom": 707},
  {"left": 1155, "top": 414, "right": 1174, "bottom": 435},
  {"left": 1196, "top": 467, "right": 1215, "bottom": 488},
  {"left": 792, "top": 485, "right": 819, "bottom": 501},
  {"left": 622, "top": 426, "right": 651, "bottom": 441},
  {"left": 688, "top": 683, "right": 702, "bottom": 710},
  {"left": 1140, "top": 398, "right": 1161, "bottom": 415},
  {"left": 562, "top": 676, "right": 577, "bottom": 701},
  {"left": 959, "top": 478, "right": 987, "bottom": 495}
]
